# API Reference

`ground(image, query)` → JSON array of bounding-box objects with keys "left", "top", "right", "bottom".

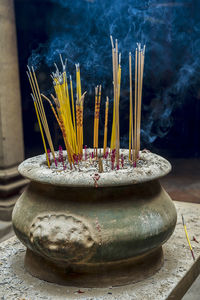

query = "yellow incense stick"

[
  {"left": 129, "top": 52, "right": 133, "bottom": 161},
  {"left": 103, "top": 97, "right": 109, "bottom": 154},
  {"left": 96, "top": 85, "right": 102, "bottom": 150},
  {"left": 93, "top": 86, "right": 98, "bottom": 149},
  {"left": 28, "top": 67, "right": 55, "bottom": 159},
  {"left": 182, "top": 214, "right": 195, "bottom": 261},
  {"left": 27, "top": 69, "right": 55, "bottom": 160},
  {"left": 134, "top": 48, "right": 138, "bottom": 163},
  {"left": 31, "top": 95, "right": 50, "bottom": 168},
  {"left": 110, "top": 40, "right": 116, "bottom": 150},
  {"left": 70, "top": 75, "right": 76, "bottom": 131}
]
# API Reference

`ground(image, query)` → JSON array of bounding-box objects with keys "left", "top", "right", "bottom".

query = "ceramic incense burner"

[{"left": 12, "top": 149, "right": 177, "bottom": 287}]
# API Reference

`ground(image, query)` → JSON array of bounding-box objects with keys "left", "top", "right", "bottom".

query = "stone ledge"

[
  {"left": 0, "top": 166, "right": 21, "bottom": 182},
  {"left": 0, "top": 165, "right": 29, "bottom": 198},
  {"left": 0, "top": 201, "right": 200, "bottom": 300},
  {"left": 0, "top": 220, "right": 13, "bottom": 241},
  {"left": 0, "top": 195, "right": 19, "bottom": 221}
]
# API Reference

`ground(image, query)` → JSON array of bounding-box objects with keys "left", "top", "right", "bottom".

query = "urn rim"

[{"left": 18, "top": 149, "right": 171, "bottom": 188}]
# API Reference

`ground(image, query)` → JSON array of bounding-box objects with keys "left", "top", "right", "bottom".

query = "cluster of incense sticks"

[
  {"left": 129, "top": 43, "right": 146, "bottom": 165},
  {"left": 27, "top": 66, "right": 57, "bottom": 168},
  {"left": 27, "top": 38, "right": 146, "bottom": 171}
]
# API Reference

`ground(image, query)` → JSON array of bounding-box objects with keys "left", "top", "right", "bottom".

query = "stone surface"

[
  {"left": 1, "top": 201, "right": 200, "bottom": 299},
  {"left": 161, "top": 158, "right": 200, "bottom": 204},
  {"left": 0, "top": 195, "right": 17, "bottom": 221},
  {"left": 0, "top": 220, "right": 12, "bottom": 240},
  {"left": 183, "top": 274, "right": 200, "bottom": 300},
  {"left": 0, "top": 224, "right": 14, "bottom": 243}
]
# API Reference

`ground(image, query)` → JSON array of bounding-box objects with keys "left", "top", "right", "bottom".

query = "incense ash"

[{"left": 19, "top": 149, "right": 171, "bottom": 187}]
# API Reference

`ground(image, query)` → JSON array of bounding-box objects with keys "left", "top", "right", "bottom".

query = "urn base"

[{"left": 25, "top": 247, "right": 164, "bottom": 287}]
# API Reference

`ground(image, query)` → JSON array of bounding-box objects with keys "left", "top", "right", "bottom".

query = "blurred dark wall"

[{"left": 14, "top": 0, "right": 200, "bottom": 159}]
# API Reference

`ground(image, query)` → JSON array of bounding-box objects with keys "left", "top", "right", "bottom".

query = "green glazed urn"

[{"left": 12, "top": 150, "right": 177, "bottom": 287}]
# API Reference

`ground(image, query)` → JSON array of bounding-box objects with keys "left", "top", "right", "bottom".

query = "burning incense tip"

[
  {"left": 119, "top": 52, "right": 121, "bottom": 64},
  {"left": 31, "top": 93, "right": 35, "bottom": 102},
  {"left": 181, "top": 214, "right": 185, "bottom": 225},
  {"left": 27, "top": 65, "right": 31, "bottom": 73},
  {"left": 143, "top": 45, "right": 146, "bottom": 55},
  {"left": 59, "top": 53, "right": 65, "bottom": 70},
  {"left": 54, "top": 63, "right": 59, "bottom": 73},
  {"left": 110, "top": 35, "right": 114, "bottom": 48}
]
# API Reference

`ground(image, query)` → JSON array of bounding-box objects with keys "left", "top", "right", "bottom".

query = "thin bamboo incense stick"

[
  {"left": 182, "top": 215, "right": 195, "bottom": 261},
  {"left": 79, "top": 91, "right": 87, "bottom": 155},
  {"left": 136, "top": 44, "right": 141, "bottom": 161},
  {"left": 27, "top": 70, "right": 53, "bottom": 157},
  {"left": 31, "top": 94, "right": 50, "bottom": 168},
  {"left": 70, "top": 75, "right": 76, "bottom": 131},
  {"left": 138, "top": 46, "right": 145, "bottom": 152},
  {"left": 28, "top": 67, "right": 56, "bottom": 160},
  {"left": 113, "top": 47, "right": 117, "bottom": 152},
  {"left": 133, "top": 44, "right": 146, "bottom": 165},
  {"left": 76, "top": 101, "right": 81, "bottom": 156},
  {"left": 134, "top": 48, "right": 138, "bottom": 164},
  {"left": 117, "top": 52, "right": 121, "bottom": 164},
  {"left": 115, "top": 39, "right": 120, "bottom": 167},
  {"left": 69, "top": 75, "right": 77, "bottom": 153},
  {"left": 137, "top": 47, "right": 142, "bottom": 156},
  {"left": 93, "top": 86, "right": 99, "bottom": 153},
  {"left": 103, "top": 97, "right": 109, "bottom": 155},
  {"left": 110, "top": 36, "right": 116, "bottom": 150},
  {"left": 129, "top": 52, "right": 133, "bottom": 161},
  {"left": 96, "top": 84, "right": 102, "bottom": 155}
]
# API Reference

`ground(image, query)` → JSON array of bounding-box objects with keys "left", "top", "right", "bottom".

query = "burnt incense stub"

[{"left": 12, "top": 150, "right": 177, "bottom": 287}]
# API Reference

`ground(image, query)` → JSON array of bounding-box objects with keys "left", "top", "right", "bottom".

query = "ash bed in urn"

[{"left": 12, "top": 40, "right": 177, "bottom": 287}]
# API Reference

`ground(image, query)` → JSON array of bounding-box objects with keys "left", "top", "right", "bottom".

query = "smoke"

[{"left": 28, "top": 0, "right": 200, "bottom": 147}]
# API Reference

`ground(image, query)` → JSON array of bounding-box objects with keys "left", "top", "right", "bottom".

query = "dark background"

[{"left": 14, "top": 0, "right": 200, "bottom": 159}]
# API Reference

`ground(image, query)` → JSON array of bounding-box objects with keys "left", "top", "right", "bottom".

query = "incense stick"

[
  {"left": 129, "top": 52, "right": 133, "bottom": 161},
  {"left": 96, "top": 85, "right": 102, "bottom": 155},
  {"left": 31, "top": 94, "right": 50, "bottom": 168},
  {"left": 70, "top": 75, "right": 76, "bottom": 131},
  {"left": 182, "top": 215, "right": 195, "bottom": 261},
  {"left": 27, "top": 67, "right": 55, "bottom": 160},
  {"left": 103, "top": 97, "right": 109, "bottom": 155},
  {"left": 133, "top": 44, "right": 145, "bottom": 165}
]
